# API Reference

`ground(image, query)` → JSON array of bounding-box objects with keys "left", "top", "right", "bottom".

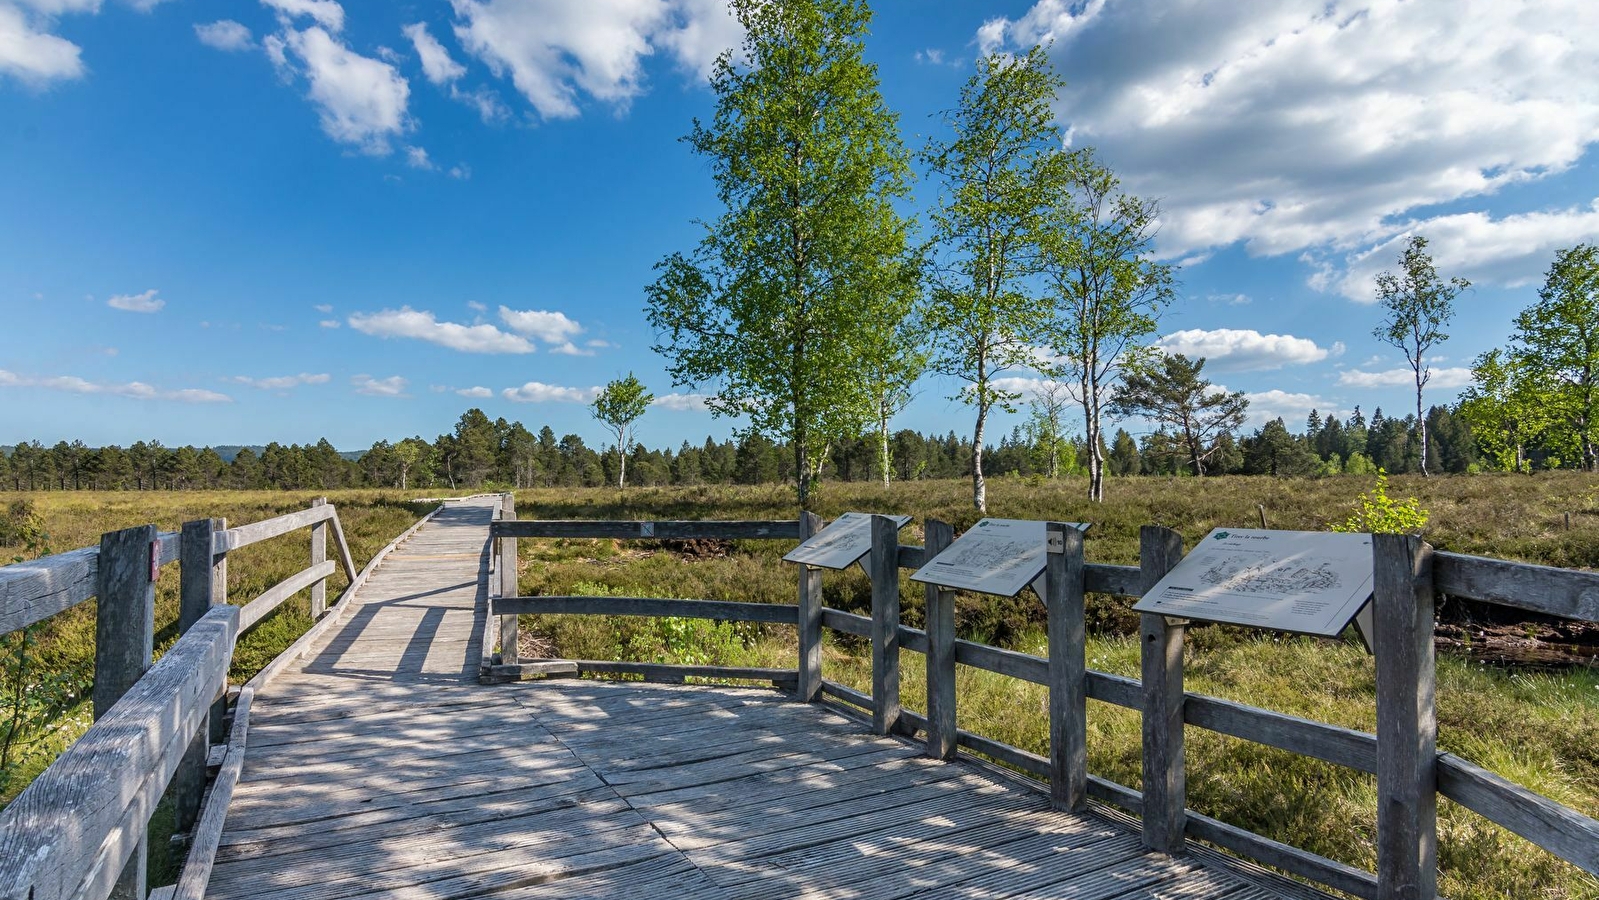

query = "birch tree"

[{"left": 1372, "top": 235, "right": 1467, "bottom": 477}]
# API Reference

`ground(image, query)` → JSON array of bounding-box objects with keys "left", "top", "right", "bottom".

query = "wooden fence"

[
  {"left": 487, "top": 512, "right": 1599, "bottom": 900},
  {"left": 0, "top": 497, "right": 436, "bottom": 900}
]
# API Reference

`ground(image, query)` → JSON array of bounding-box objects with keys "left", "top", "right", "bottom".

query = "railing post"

[
  {"left": 1047, "top": 522, "right": 1087, "bottom": 811},
  {"left": 923, "top": 519, "right": 957, "bottom": 760},
  {"left": 94, "top": 524, "right": 157, "bottom": 900},
  {"left": 1373, "top": 533, "right": 1438, "bottom": 900},
  {"left": 795, "top": 511, "right": 824, "bottom": 702},
  {"left": 498, "top": 492, "right": 519, "bottom": 665},
  {"left": 870, "top": 515, "right": 901, "bottom": 736},
  {"left": 172, "top": 518, "right": 222, "bottom": 839},
  {"left": 309, "top": 498, "right": 328, "bottom": 618},
  {"left": 209, "top": 517, "right": 228, "bottom": 746},
  {"left": 1138, "top": 525, "right": 1187, "bottom": 855}
]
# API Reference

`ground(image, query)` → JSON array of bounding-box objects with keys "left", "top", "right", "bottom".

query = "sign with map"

[
  {"left": 783, "top": 512, "right": 912, "bottom": 570},
  {"left": 1132, "top": 528, "right": 1375, "bottom": 638},
  {"left": 910, "top": 518, "right": 1089, "bottom": 598}
]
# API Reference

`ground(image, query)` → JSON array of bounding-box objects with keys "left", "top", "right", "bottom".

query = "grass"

[
  {"left": 510, "top": 473, "right": 1599, "bottom": 900},
  {"left": 0, "top": 489, "right": 430, "bottom": 882}
]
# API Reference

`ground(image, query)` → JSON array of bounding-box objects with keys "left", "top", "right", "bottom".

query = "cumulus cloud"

[
  {"left": 0, "top": 2, "right": 87, "bottom": 84},
  {"left": 348, "top": 306, "right": 535, "bottom": 353},
  {"left": 404, "top": 21, "right": 465, "bottom": 85},
  {"left": 405, "top": 145, "right": 435, "bottom": 169},
  {"left": 1240, "top": 389, "right": 1339, "bottom": 427},
  {"left": 651, "top": 392, "right": 711, "bottom": 411},
  {"left": 456, "top": 385, "right": 493, "bottom": 398},
  {"left": 318, "top": 319, "right": 341, "bottom": 328},
  {"left": 1155, "top": 328, "right": 1330, "bottom": 372},
  {"left": 979, "top": 0, "right": 1599, "bottom": 294},
  {"left": 0, "top": 368, "right": 231, "bottom": 402},
  {"left": 449, "top": 0, "right": 741, "bottom": 119},
  {"left": 262, "top": 0, "right": 344, "bottom": 32},
  {"left": 107, "top": 289, "right": 164, "bottom": 313},
  {"left": 498, "top": 307, "right": 584, "bottom": 345},
  {"left": 351, "top": 373, "right": 408, "bottom": 396},
  {"left": 275, "top": 26, "right": 411, "bottom": 154},
  {"left": 232, "top": 372, "right": 330, "bottom": 390},
  {"left": 195, "top": 20, "right": 253, "bottom": 51},
  {"left": 1337, "top": 366, "right": 1474, "bottom": 389},
  {"left": 501, "top": 381, "right": 598, "bottom": 403}
]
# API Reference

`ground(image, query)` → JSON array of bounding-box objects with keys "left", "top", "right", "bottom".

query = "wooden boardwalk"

[{"left": 206, "top": 498, "right": 1330, "bottom": 900}]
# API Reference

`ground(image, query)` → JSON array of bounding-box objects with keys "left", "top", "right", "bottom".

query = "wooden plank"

[
  {"left": 923, "top": 519, "right": 956, "bottom": 760},
  {"left": 1436, "top": 752, "right": 1599, "bottom": 876},
  {"left": 894, "top": 544, "right": 924, "bottom": 569},
  {"left": 213, "top": 504, "right": 337, "bottom": 553},
  {"left": 1085, "top": 670, "right": 1141, "bottom": 708},
  {"left": 1434, "top": 551, "right": 1599, "bottom": 622},
  {"left": 1185, "top": 811, "right": 1378, "bottom": 899},
  {"left": 0, "top": 605, "right": 236, "bottom": 900},
  {"left": 870, "top": 515, "right": 901, "bottom": 736},
  {"left": 326, "top": 510, "right": 358, "bottom": 584},
  {"left": 237, "top": 560, "right": 337, "bottom": 634},
  {"left": 1372, "top": 533, "right": 1437, "bottom": 900},
  {"left": 1085, "top": 562, "right": 1142, "bottom": 597},
  {"left": 496, "top": 596, "right": 799, "bottom": 624},
  {"left": 954, "top": 639, "right": 1048, "bottom": 684},
  {"left": 1047, "top": 521, "right": 1087, "bottom": 811},
  {"left": 172, "top": 518, "right": 222, "bottom": 838},
  {"left": 155, "top": 531, "right": 181, "bottom": 568},
  {"left": 171, "top": 686, "right": 252, "bottom": 900},
  {"left": 1140, "top": 524, "right": 1187, "bottom": 855},
  {"left": 1183, "top": 694, "right": 1377, "bottom": 774},
  {"left": 796, "top": 511, "right": 823, "bottom": 702},
  {"left": 493, "top": 519, "right": 801, "bottom": 540},
  {"left": 309, "top": 499, "right": 328, "bottom": 618},
  {"left": 500, "top": 492, "right": 519, "bottom": 667},
  {"left": 821, "top": 607, "right": 869, "bottom": 637},
  {"left": 568, "top": 661, "right": 796, "bottom": 687},
  {"left": 0, "top": 544, "right": 98, "bottom": 635}
]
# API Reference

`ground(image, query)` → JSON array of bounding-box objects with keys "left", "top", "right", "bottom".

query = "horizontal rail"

[
  {"left": 497, "top": 595, "right": 800, "bottom": 624},
  {"left": 213, "top": 504, "right": 337, "bottom": 554},
  {"left": 1437, "top": 752, "right": 1599, "bottom": 876},
  {"left": 1434, "top": 551, "right": 1599, "bottom": 622},
  {"left": 236, "top": 559, "right": 337, "bottom": 634},
  {"left": 567, "top": 660, "right": 798, "bottom": 686},
  {"left": 492, "top": 519, "right": 801, "bottom": 540},
  {"left": 1185, "top": 811, "right": 1379, "bottom": 899},
  {"left": 1085, "top": 562, "right": 1142, "bottom": 596},
  {"left": 1185, "top": 694, "right": 1378, "bottom": 774},
  {"left": 0, "top": 604, "right": 237, "bottom": 900},
  {"left": 0, "top": 545, "right": 100, "bottom": 634}
]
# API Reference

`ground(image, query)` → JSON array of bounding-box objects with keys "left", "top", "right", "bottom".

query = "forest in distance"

[{"left": 2, "top": 400, "right": 1482, "bottom": 493}]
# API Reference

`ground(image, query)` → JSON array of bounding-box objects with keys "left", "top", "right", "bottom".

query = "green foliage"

[
  {"left": 645, "top": 0, "right": 919, "bottom": 509},
  {"left": 592, "top": 374, "right": 655, "bottom": 489},
  {"left": 1372, "top": 235, "right": 1468, "bottom": 475},
  {"left": 1108, "top": 353, "right": 1248, "bottom": 476},
  {"left": 1333, "top": 472, "right": 1429, "bottom": 534},
  {"left": 1507, "top": 243, "right": 1599, "bottom": 471}
]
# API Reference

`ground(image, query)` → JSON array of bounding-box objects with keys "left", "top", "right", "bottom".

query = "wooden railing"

[
  {"left": 0, "top": 498, "right": 424, "bottom": 900},
  {"left": 488, "top": 513, "right": 1599, "bottom": 900}
]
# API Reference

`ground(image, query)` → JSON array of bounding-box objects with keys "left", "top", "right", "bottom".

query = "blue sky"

[{"left": 3, "top": 0, "right": 1598, "bottom": 451}]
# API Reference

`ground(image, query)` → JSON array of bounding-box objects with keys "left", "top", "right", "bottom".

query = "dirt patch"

[
  {"left": 660, "top": 538, "right": 734, "bottom": 560},
  {"left": 519, "top": 629, "right": 559, "bottom": 660},
  {"left": 1436, "top": 620, "right": 1599, "bottom": 669}
]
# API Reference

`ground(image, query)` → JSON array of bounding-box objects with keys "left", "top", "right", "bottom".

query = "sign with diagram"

[
  {"left": 783, "top": 512, "right": 912, "bottom": 570},
  {"left": 1132, "top": 528, "right": 1375, "bottom": 638},
  {"left": 910, "top": 518, "right": 1089, "bottom": 598}
]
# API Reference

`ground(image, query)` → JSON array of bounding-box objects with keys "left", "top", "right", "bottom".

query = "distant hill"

[{"left": 213, "top": 445, "right": 364, "bottom": 462}]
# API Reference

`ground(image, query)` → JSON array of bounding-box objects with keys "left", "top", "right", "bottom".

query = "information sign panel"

[
  {"left": 1132, "top": 528, "right": 1374, "bottom": 638},
  {"left": 910, "top": 518, "right": 1088, "bottom": 598},
  {"left": 783, "top": 512, "right": 911, "bottom": 570}
]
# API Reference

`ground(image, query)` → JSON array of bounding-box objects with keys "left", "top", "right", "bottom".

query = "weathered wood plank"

[
  {"left": 1433, "top": 551, "right": 1599, "bottom": 622},
  {"left": 796, "top": 511, "right": 823, "bottom": 702},
  {"left": 1140, "top": 524, "right": 1187, "bottom": 855},
  {"left": 309, "top": 498, "right": 328, "bottom": 618},
  {"left": 923, "top": 519, "right": 956, "bottom": 760},
  {"left": 569, "top": 661, "right": 795, "bottom": 687},
  {"left": 0, "top": 605, "right": 235, "bottom": 900},
  {"left": 237, "top": 560, "right": 336, "bottom": 634},
  {"left": 493, "top": 519, "right": 801, "bottom": 540},
  {"left": 1185, "top": 812, "right": 1378, "bottom": 899},
  {"left": 0, "top": 544, "right": 98, "bottom": 635},
  {"left": 1184, "top": 694, "right": 1377, "bottom": 774},
  {"left": 870, "top": 515, "right": 901, "bottom": 736},
  {"left": 213, "top": 504, "right": 337, "bottom": 554},
  {"left": 1435, "top": 752, "right": 1599, "bottom": 876},
  {"left": 1373, "top": 533, "right": 1437, "bottom": 900},
  {"left": 500, "top": 492, "right": 519, "bottom": 666},
  {"left": 496, "top": 595, "right": 799, "bottom": 624},
  {"left": 1048, "top": 521, "right": 1087, "bottom": 811},
  {"left": 326, "top": 509, "right": 358, "bottom": 584},
  {"left": 1085, "top": 562, "right": 1143, "bottom": 597},
  {"left": 172, "top": 517, "right": 222, "bottom": 838}
]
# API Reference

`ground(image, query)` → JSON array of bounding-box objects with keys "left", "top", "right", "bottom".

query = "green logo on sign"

[{"left": 1214, "top": 531, "right": 1230, "bottom": 540}]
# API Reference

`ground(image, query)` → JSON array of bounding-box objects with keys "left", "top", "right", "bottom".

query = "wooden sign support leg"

[
  {"left": 1138, "top": 525, "right": 1187, "bottom": 855},
  {"left": 870, "top": 515, "right": 901, "bottom": 736},
  {"left": 1047, "top": 523, "right": 1087, "bottom": 811},
  {"left": 795, "top": 512, "right": 825, "bottom": 702},
  {"left": 923, "top": 519, "right": 956, "bottom": 759},
  {"left": 94, "top": 524, "right": 157, "bottom": 900},
  {"left": 1373, "top": 533, "right": 1438, "bottom": 900}
]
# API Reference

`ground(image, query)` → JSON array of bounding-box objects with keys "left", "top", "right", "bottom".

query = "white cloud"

[
  {"left": 351, "top": 373, "right": 408, "bottom": 396},
  {"left": 466, "top": 300, "right": 486, "bottom": 312},
  {"left": 1241, "top": 389, "right": 1338, "bottom": 427},
  {"left": 195, "top": 19, "right": 253, "bottom": 51},
  {"left": 232, "top": 372, "right": 330, "bottom": 390},
  {"left": 348, "top": 306, "right": 535, "bottom": 353},
  {"left": 498, "top": 306, "right": 583, "bottom": 344},
  {"left": 585, "top": 338, "right": 612, "bottom": 349},
  {"left": 914, "top": 48, "right": 944, "bottom": 65},
  {"left": 107, "top": 289, "right": 164, "bottom": 313},
  {"left": 0, "top": 368, "right": 231, "bottom": 402},
  {"left": 456, "top": 385, "right": 493, "bottom": 398},
  {"left": 448, "top": 163, "right": 472, "bottom": 179},
  {"left": 502, "top": 381, "right": 598, "bottom": 403},
  {"left": 403, "top": 21, "right": 465, "bottom": 85},
  {"left": 278, "top": 26, "right": 411, "bottom": 155},
  {"left": 980, "top": 0, "right": 1599, "bottom": 292},
  {"left": 0, "top": 3, "right": 86, "bottom": 84},
  {"left": 989, "top": 376, "right": 1062, "bottom": 397},
  {"left": 449, "top": 0, "right": 740, "bottom": 120},
  {"left": 405, "top": 145, "right": 435, "bottom": 169},
  {"left": 1337, "top": 366, "right": 1474, "bottom": 389},
  {"left": 314, "top": 303, "right": 333, "bottom": 313},
  {"left": 548, "top": 341, "right": 593, "bottom": 356},
  {"left": 651, "top": 392, "right": 711, "bottom": 411},
  {"left": 1155, "top": 328, "right": 1330, "bottom": 372},
  {"left": 318, "top": 318, "right": 340, "bottom": 328},
  {"left": 262, "top": 0, "right": 344, "bottom": 32}
]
